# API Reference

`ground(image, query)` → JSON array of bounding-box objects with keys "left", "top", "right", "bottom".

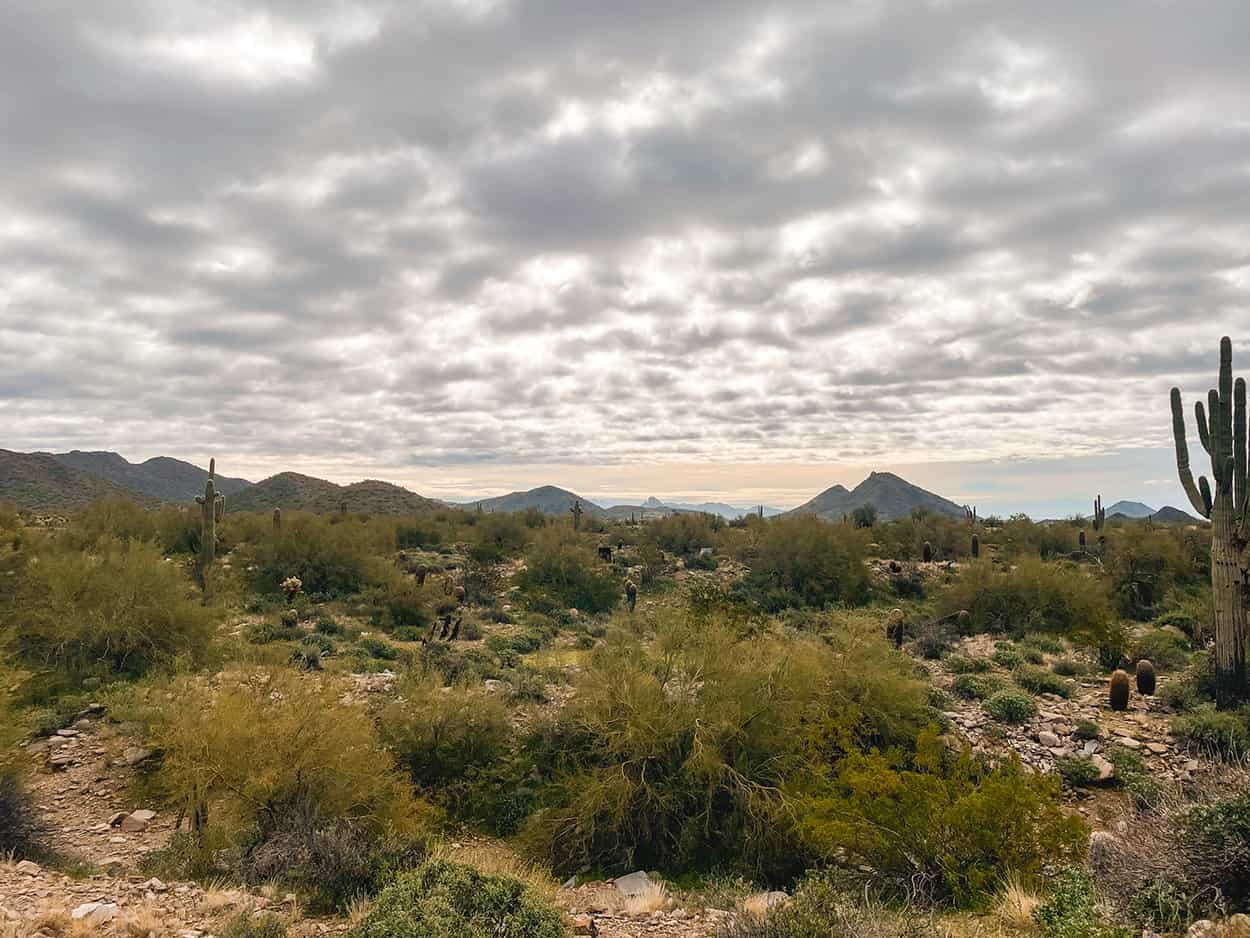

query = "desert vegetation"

[{"left": 3, "top": 364, "right": 1250, "bottom": 938}]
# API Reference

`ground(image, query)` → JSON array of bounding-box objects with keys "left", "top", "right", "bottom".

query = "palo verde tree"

[{"left": 1170, "top": 336, "right": 1248, "bottom": 706}]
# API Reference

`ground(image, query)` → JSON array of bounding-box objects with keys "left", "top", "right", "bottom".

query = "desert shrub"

[
  {"left": 1107, "top": 748, "right": 1163, "bottom": 810},
  {"left": 1127, "top": 878, "right": 1197, "bottom": 932},
  {"left": 993, "top": 645, "right": 1024, "bottom": 669},
  {"left": 937, "top": 558, "right": 1117, "bottom": 647},
  {"left": 379, "top": 677, "right": 510, "bottom": 800},
  {"left": 5, "top": 538, "right": 213, "bottom": 684},
  {"left": 516, "top": 528, "right": 619, "bottom": 614},
  {"left": 1157, "top": 653, "right": 1219, "bottom": 712},
  {"left": 486, "top": 629, "right": 547, "bottom": 657},
  {"left": 220, "top": 912, "right": 289, "bottom": 938},
  {"left": 945, "top": 654, "right": 991, "bottom": 674},
  {"left": 1014, "top": 664, "right": 1074, "bottom": 698},
  {"left": 248, "top": 515, "right": 388, "bottom": 598},
  {"left": 1052, "top": 657, "right": 1087, "bottom": 676},
  {"left": 1153, "top": 590, "right": 1212, "bottom": 641},
  {"left": 1034, "top": 866, "right": 1124, "bottom": 938},
  {"left": 467, "top": 513, "right": 529, "bottom": 563},
  {"left": 952, "top": 673, "right": 1007, "bottom": 700},
  {"left": 802, "top": 731, "right": 1087, "bottom": 907},
  {"left": 1172, "top": 707, "right": 1250, "bottom": 760},
  {"left": 124, "top": 669, "right": 432, "bottom": 909},
  {"left": 1130, "top": 627, "right": 1191, "bottom": 672},
  {"left": 351, "top": 858, "right": 565, "bottom": 938},
  {"left": 983, "top": 689, "right": 1037, "bottom": 724},
  {"left": 716, "top": 870, "right": 926, "bottom": 937},
  {"left": 1074, "top": 720, "right": 1101, "bottom": 741},
  {"left": 737, "top": 515, "right": 870, "bottom": 611},
  {"left": 0, "top": 659, "right": 42, "bottom": 859},
  {"left": 356, "top": 636, "right": 399, "bottom": 661},
  {"left": 1022, "top": 633, "right": 1065, "bottom": 655},
  {"left": 911, "top": 616, "right": 954, "bottom": 659},
  {"left": 522, "top": 615, "right": 928, "bottom": 879},
  {"left": 1184, "top": 789, "right": 1250, "bottom": 910},
  {"left": 395, "top": 518, "right": 444, "bottom": 550},
  {"left": 365, "top": 572, "right": 432, "bottom": 631},
  {"left": 648, "top": 512, "right": 720, "bottom": 556},
  {"left": 1057, "top": 756, "right": 1101, "bottom": 788}
]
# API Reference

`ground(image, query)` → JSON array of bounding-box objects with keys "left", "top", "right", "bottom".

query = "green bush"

[
  {"left": 1127, "top": 878, "right": 1198, "bottom": 933},
  {"left": 993, "top": 646, "right": 1024, "bottom": 669},
  {"left": 937, "top": 558, "right": 1118, "bottom": 647},
  {"left": 1171, "top": 707, "right": 1250, "bottom": 760},
  {"left": 248, "top": 515, "right": 389, "bottom": 598},
  {"left": 945, "top": 654, "right": 991, "bottom": 674},
  {"left": 220, "top": 912, "right": 289, "bottom": 938},
  {"left": 737, "top": 515, "right": 870, "bottom": 611},
  {"left": 803, "top": 731, "right": 1087, "bottom": 907},
  {"left": 983, "top": 689, "right": 1037, "bottom": 724},
  {"left": 1074, "top": 720, "right": 1101, "bottom": 741},
  {"left": 1056, "top": 756, "right": 1101, "bottom": 788},
  {"left": 952, "top": 673, "right": 1007, "bottom": 700},
  {"left": 1130, "top": 627, "right": 1191, "bottom": 672},
  {"left": 1184, "top": 789, "right": 1250, "bottom": 910},
  {"left": 1052, "top": 657, "right": 1087, "bottom": 676},
  {"left": 522, "top": 616, "right": 929, "bottom": 879},
  {"left": 5, "top": 538, "right": 214, "bottom": 683},
  {"left": 716, "top": 871, "right": 925, "bottom": 937},
  {"left": 1014, "top": 664, "right": 1074, "bottom": 698},
  {"left": 1, "top": 658, "right": 41, "bottom": 859},
  {"left": 350, "top": 858, "right": 566, "bottom": 938},
  {"left": 1106, "top": 748, "right": 1162, "bottom": 810},
  {"left": 1034, "top": 866, "right": 1125, "bottom": 938},
  {"left": 1022, "top": 633, "right": 1065, "bottom": 655},
  {"left": 516, "top": 529, "right": 619, "bottom": 614}
]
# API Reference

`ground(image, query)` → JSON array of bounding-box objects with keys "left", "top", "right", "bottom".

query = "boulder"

[
  {"left": 71, "top": 902, "right": 118, "bottom": 924},
  {"left": 614, "top": 871, "right": 653, "bottom": 898},
  {"left": 121, "top": 808, "right": 157, "bottom": 832}
]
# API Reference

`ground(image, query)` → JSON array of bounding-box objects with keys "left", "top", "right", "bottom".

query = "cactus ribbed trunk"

[{"left": 1211, "top": 498, "right": 1247, "bottom": 705}]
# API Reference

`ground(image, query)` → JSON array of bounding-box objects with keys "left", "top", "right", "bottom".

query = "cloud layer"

[{"left": 2, "top": 0, "right": 1248, "bottom": 507}]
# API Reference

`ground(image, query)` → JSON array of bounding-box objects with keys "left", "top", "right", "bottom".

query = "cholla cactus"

[{"left": 281, "top": 576, "right": 302, "bottom": 602}]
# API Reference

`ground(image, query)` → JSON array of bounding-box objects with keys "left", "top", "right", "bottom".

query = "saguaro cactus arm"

[{"left": 1172, "top": 387, "right": 1212, "bottom": 519}]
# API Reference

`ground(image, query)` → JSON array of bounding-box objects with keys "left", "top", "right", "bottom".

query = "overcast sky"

[{"left": 2, "top": 1, "right": 1248, "bottom": 514}]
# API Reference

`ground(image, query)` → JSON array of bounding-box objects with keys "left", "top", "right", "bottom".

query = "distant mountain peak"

[
  {"left": 787, "top": 471, "right": 964, "bottom": 521},
  {"left": 643, "top": 496, "right": 665, "bottom": 507}
]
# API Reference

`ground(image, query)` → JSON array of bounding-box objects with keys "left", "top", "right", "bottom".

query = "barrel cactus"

[
  {"left": 1135, "top": 659, "right": 1157, "bottom": 696},
  {"left": 971, "top": 534, "right": 979, "bottom": 558},
  {"left": 272, "top": 507, "right": 281, "bottom": 530},
  {"left": 1109, "top": 670, "right": 1131, "bottom": 711},
  {"left": 922, "top": 541, "right": 933, "bottom": 562}
]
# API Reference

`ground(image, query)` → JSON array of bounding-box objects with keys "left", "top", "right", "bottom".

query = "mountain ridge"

[
  {"left": 50, "top": 450, "right": 252, "bottom": 501},
  {"left": 786, "top": 471, "right": 965, "bottom": 521}
]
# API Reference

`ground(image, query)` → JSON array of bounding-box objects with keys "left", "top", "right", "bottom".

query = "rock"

[
  {"left": 121, "top": 808, "right": 157, "bottom": 832},
  {"left": 1037, "top": 731, "right": 1061, "bottom": 747},
  {"left": 563, "top": 876, "right": 578, "bottom": 889},
  {"left": 14, "top": 860, "right": 41, "bottom": 875},
  {"left": 120, "top": 746, "right": 152, "bottom": 766},
  {"left": 1187, "top": 921, "right": 1218, "bottom": 938},
  {"left": 1225, "top": 915, "right": 1250, "bottom": 938},
  {"left": 613, "top": 871, "right": 653, "bottom": 898},
  {"left": 71, "top": 902, "right": 118, "bottom": 924},
  {"left": 142, "top": 878, "right": 168, "bottom": 892},
  {"left": 1091, "top": 754, "right": 1115, "bottom": 781},
  {"left": 108, "top": 810, "right": 128, "bottom": 827},
  {"left": 571, "top": 913, "right": 596, "bottom": 935},
  {"left": 1116, "top": 736, "right": 1142, "bottom": 750},
  {"left": 1146, "top": 742, "right": 1169, "bottom": 755}
]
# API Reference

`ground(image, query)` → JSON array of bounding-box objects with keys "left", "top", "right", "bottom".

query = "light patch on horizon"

[{"left": 1, "top": 0, "right": 1248, "bottom": 512}]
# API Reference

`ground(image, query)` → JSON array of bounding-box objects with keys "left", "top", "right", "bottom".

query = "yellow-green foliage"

[
  {"left": 5, "top": 537, "right": 213, "bottom": 682},
  {"left": 522, "top": 614, "right": 929, "bottom": 878},
  {"left": 0, "top": 655, "right": 40, "bottom": 858},
  {"left": 515, "top": 527, "right": 619, "bottom": 614},
  {"left": 245, "top": 514, "right": 393, "bottom": 597},
  {"left": 802, "top": 729, "right": 1087, "bottom": 907},
  {"left": 379, "top": 675, "right": 511, "bottom": 791},
  {"left": 738, "top": 515, "right": 870, "bottom": 610},
  {"left": 67, "top": 499, "right": 201, "bottom": 555},
  {"left": 127, "top": 668, "right": 433, "bottom": 845},
  {"left": 648, "top": 512, "right": 721, "bottom": 555},
  {"left": 937, "top": 558, "right": 1118, "bottom": 647}
]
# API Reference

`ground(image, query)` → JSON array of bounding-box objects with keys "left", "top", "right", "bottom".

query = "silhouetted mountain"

[
  {"left": 474, "top": 485, "right": 606, "bottom": 518},
  {"left": 1105, "top": 500, "right": 1155, "bottom": 519},
  {"left": 228, "top": 472, "right": 438, "bottom": 515},
  {"left": 0, "top": 449, "right": 159, "bottom": 512},
  {"left": 786, "top": 472, "right": 965, "bottom": 521},
  {"left": 646, "top": 498, "right": 785, "bottom": 519},
  {"left": 51, "top": 450, "right": 252, "bottom": 501},
  {"left": 1152, "top": 505, "right": 1205, "bottom": 524}
]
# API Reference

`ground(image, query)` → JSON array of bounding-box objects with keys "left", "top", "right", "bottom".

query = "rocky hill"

[
  {"left": 227, "top": 472, "right": 439, "bottom": 515},
  {"left": 51, "top": 450, "right": 252, "bottom": 501},
  {"left": 1104, "top": 499, "right": 1155, "bottom": 519},
  {"left": 787, "top": 471, "right": 965, "bottom": 521},
  {"left": 0, "top": 449, "right": 159, "bottom": 512},
  {"left": 474, "top": 485, "right": 607, "bottom": 518},
  {"left": 1151, "top": 505, "right": 1205, "bottom": 524}
]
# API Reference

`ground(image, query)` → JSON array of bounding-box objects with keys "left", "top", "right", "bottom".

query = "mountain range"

[
  {"left": 50, "top": 450, "right": 252, "bottom": 501},
  {"left": 471, "top": 485, "right": 607, "bottom": 519},
  {"left": 227, "top": 472, "right": 440, "bottom": 515},
  {"left": 0, "top": 450, "right": 161, "bottom": 512},
  {"left": 786, "top": 471, "right": 967, "bottom": 521}
]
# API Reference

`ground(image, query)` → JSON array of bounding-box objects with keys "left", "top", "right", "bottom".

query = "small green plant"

[
  {"left": 1073, "top": 719, "right": 1101, "bottom": 741},
  {"left": 1034, "top": 866, "right": 1124, "bottom": 938},
  {"left": 1052, "top": 657, "right": 1087, "bottom": 676},
  {"left": 946, "top": 654, "right": 992, "bottom": 674},
  {"left": 1107, "top": 748, "right": 1162, "bottom": 810},
  {"left": 983, "top": 688, "right": 1037, "bottom": 724},
  {"left": 1171, "top": 707, "right": 1250, "bottom": 760},
  {"left": 952, "top": 673, "right": 1007, "bottom": 700},
  {"left": 350, "top": 858, "right": 566, "bottom": 938},
  {"left": 1056, "top": 756, "right": 1101, "bottom": 788},
  {"left": 1014, "top": 664, "right": 1074, "bottom": 698},
  {"left": 220, "top": 912, "right": 289, "bottom": 938},
  {"left": 993, "top": 646, "right": 1025, "bottom": 669}
]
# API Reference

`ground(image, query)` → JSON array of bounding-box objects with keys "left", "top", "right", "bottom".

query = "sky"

[{"left": 1, "top": 1, "right": 1248, "bottom": 516}]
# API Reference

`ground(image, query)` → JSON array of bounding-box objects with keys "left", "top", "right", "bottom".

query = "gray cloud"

[{"left": 1, "top": 0, "right": 1248, "bottom": 504}]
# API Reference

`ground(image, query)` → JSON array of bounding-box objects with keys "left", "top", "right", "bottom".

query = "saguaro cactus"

[
  {"left": 195, "top": 458, "right": 225, "bottom": 586},
  {"left": 570, "top": 500, "right": 583, "bottom": 531},
  {"left": 272, "top": 508, "right": 281, "bottom": 531},
  {"left": 971, "top": 533, "right": 980, "bottom": 558},
  {"left": 922, "top": 541, "right": 933, "bottom": 563},
  {"left": 1092, "top": 495, "right": 1106, "bottom": 533},
  {"left": 1171, "top": 336, "right": 1249, "bottom": 706}
]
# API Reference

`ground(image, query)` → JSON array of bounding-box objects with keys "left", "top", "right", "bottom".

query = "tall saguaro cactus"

[
  {"left": 195, "top": 458, "right": 226, "bottom": 588},
  {"left": 1170, "top": 336, "right": 1248, "bottom": 706},
  {"left": 570, "top": 500, "right": 583, "bottom": 531}
]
